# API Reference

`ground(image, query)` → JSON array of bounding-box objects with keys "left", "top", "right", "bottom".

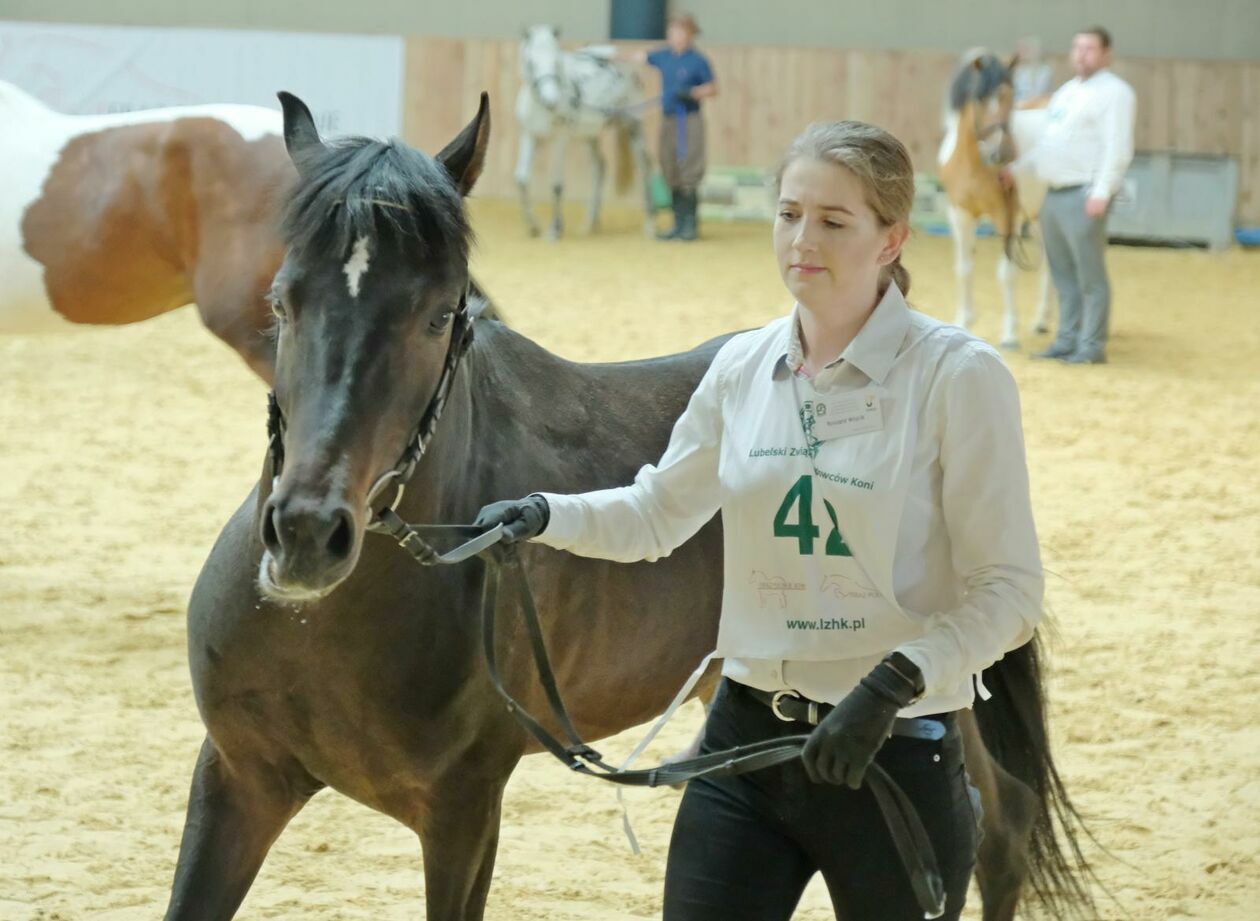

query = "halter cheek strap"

[{"left": 266, "top": 287, "right": 475, "bottom": 527}]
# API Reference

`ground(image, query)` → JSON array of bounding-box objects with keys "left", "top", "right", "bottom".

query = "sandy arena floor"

[{"left": 2, "top": 199, "right": 1258, "bottom": 919}]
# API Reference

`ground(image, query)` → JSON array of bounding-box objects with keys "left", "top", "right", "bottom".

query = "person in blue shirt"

[{"left": 633, "top": 13, "right": 718, "bottom": 240}]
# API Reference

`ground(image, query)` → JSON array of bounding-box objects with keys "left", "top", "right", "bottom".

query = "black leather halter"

[{"left": 265, "top": 288, "right": 475, "bottom": 532}]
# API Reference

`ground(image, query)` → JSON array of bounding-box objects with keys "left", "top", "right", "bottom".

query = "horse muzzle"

[{"left": 258, "top": 491, "right": 363, "bottom": 602}]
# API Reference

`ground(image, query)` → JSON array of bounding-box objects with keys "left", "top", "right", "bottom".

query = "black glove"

[
  {"left": 800, "top": 653, "right": 924, "bottom": 788},
  {"left": 672, "top": 87, "right": 695, "bottom": 106},
  {"left": 472, "top": 495, "right": 550, "bottom": 544}
]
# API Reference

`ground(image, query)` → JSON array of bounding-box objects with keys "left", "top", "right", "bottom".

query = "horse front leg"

[
  {"left": 585, "top": 136, "right": 606, "bottom": 235},
  {"left": 547, "top": 132, "right": 569, "bottom": 241},
  {"left": 948, "top": 205, "right": 978, "bottom": 330},
  {"left": 997, "top": 252, "right": 1019, "bottom": 350},
  {"left": 1033, "top": 239, "right": 1054, "bottom": 334},
  {"left": 164, "top": 736, "right": 317, "bottom": 920},
  {"left": 418, "top": 770, "right": 514, "bottom": 921},
  {"left": 515, "top": 134, "right": 541, "bottom": 238}
]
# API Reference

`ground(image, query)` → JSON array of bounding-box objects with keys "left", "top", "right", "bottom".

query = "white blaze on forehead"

[{"left": 343, "top": 236, "right": 372, "bottom": 298}]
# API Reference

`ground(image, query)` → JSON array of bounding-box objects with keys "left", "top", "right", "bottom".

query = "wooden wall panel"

[{"left": 402, "top": 38, "right": 1260, "bottom": 226}]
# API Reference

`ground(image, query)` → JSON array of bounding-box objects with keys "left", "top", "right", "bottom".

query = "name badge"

[{"left": 809, "top": 390, "right": 883, "bottom": 440}]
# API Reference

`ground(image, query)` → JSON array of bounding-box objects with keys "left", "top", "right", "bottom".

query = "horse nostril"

[
  {"left": 261, "top": 503, "right": 282, "bottom": 555},
  {"left": 326, "top": 509, "right": 353, "bottom": 561}
]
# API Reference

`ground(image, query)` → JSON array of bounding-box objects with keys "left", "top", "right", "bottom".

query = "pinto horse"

[
  {"left": 1, "top": 79, "right": 290, "bottom": 380},
  {"left": 1, "top": 80, "right": 502, "bottom": 383},
  {"left": 165, "top": 90, "right": 1092, "bottom": 921},
  {"left": 938, "top": 51, "right": 1053, "bottom": 349}
]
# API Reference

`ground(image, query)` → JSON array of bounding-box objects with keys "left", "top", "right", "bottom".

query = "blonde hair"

[{"left": 775, "top": 121, "right": 915, "bottom": 295}]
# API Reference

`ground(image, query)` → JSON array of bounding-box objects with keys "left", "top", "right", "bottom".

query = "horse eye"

[
  {"left": 429, "top": 311, "right": 454, "bottom": 333},
  {"left": 267, "top": 291, "right": 287, "bottom": 320}
]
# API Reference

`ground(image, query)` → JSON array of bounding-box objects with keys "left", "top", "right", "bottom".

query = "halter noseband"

[{"left": 265, "top": 287, "right": 476, "bottom": 530}]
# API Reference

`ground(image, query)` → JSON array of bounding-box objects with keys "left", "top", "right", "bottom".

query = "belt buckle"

[
  {"left": 770, "top": 690, "right": 819, "bottom": 724},
  {"left": 770, "top": 689, "right": 799, "bottom": 722}
]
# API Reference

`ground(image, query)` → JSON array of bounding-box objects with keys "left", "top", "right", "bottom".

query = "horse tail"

[
  {"left": 975, "top": 634, "right": 1099, "bottom": 918},
  {"left": 614, "top": 121, "right": 634, "bottom": 194}
]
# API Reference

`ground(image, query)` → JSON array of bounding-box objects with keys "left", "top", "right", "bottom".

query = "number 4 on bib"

[{"left": 772, "top": 475, "right": 852, "bottom": 557}]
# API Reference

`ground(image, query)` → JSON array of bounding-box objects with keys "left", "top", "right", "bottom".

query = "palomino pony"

[
  {"left": 938, "top": 51, "right": 1053, "bottom": 349},
  {"left": 515, "top": 25, "right": 654, "bottom": 239},
  {"left": 1, "top": 79, "right": 289, "bottom": 380},
  {"left": 165, "top": 91, "right": 1092, "bottom": 921}
]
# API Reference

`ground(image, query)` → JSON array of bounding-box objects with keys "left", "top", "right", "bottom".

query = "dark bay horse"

[{"left": 165, "top": 91, "right": 1092, "bottom": 920}]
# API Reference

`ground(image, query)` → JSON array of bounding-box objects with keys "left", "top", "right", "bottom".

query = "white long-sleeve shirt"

[
  {"left": 536, "top": 285, "right": 1043, "bottom": 715},
  {"left": 1034, "top": 68, "right": 1136, "bottom": 200}
]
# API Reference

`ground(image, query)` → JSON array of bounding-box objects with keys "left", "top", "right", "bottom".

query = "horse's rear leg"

[
  {"left": 585, "top": 136, "right": 605, "bottom": 234},
  {"left": 418, "top": 773, "right": 511, "bottom": 921},
  {"left": 515, "top": 134, "right": 542, "bottom": 237},
  {"left": 960, "top": 712, "right": 1039, "bottom": 921},
  {"left": 164, "top": 736, "right": 316, "bottom": 921},
  {"left": 546, "top": 133, "right": 569, "bottom": 241},
  {"left": 630, "top": 122, "right": 655, "bottom": 237}
]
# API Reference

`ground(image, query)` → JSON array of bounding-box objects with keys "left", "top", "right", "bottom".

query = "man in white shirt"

[{"left": 1033, "top": 27, "right": 1136, "bottom": 364}]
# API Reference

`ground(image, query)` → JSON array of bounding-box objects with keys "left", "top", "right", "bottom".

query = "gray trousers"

[
  {"left": 659, "top": 112, "right": 706, "bottom": 192},
  {"left": 1041, "top": 186, "right": 1111, "bottom": 358}
]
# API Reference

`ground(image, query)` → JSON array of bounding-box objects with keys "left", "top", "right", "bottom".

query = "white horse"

[
  {"left": 515, "top": 25, "right": 653, "bottom": 239},
  {"left": 938, "top": 50, "right": 1053, "bottom": 349}
]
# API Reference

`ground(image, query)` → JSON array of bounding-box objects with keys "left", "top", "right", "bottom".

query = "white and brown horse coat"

[
  {"left": 2, "top": 80, "right": 291, "bottom": 379},
  {"left": 938, "top": 52, "right": 1052, "bottom": 349}
]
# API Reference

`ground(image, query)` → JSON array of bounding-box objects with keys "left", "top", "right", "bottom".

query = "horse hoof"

[
  {"left": 1000, "top": 338, "right": 1020, "bottom": 351},
  {"left": 545, "top": 228, "right": 562, "bottom": 242},
  {"left": 1034, "top": 324, "right": 1049, "bottom": 335},
  {"left": 527, "top": 226, "right": 541, "bottom": 238}
]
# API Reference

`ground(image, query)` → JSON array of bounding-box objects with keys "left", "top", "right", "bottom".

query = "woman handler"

[{"left": 475, "top": 120, "right": 1043, "bottom": 921}]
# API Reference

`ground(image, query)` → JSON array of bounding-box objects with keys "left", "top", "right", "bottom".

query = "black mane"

[
  {"left": 948, "top": 52, "right": 1011, "bottom": 111},
  {"left": 282, "top": 136, "right": 473, "bottom": 263}
]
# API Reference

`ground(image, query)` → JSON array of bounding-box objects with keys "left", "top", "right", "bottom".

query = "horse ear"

[
  {"left": 972, "top": 56, "right": 987, "bottom": 72},
  {"left": 436, "top": 91, "right": 491, "bottom": 197},
  {"left": 277, "top": 91, "right": 323, "bottom": 171},
  {"left": 1008, "top": 53, "right": 1021, "bottom": 70}
]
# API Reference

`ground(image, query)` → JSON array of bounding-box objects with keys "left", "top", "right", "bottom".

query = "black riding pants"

[{"left": 663, "top": 679, "right": 978, "bottom": 921}]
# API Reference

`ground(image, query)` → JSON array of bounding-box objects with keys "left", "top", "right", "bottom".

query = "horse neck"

[
  {"left": 950, "top": 102, "right": 988, "bottom": 166},
  {"left": 405, "top": 323, "right": 563, "bottom": 524}
]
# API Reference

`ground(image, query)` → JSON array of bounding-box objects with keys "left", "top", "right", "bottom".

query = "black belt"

[
  {"left": 739, "top": 684, "right": 953, "bottom": 741},
  {"left": 1049, "top": 183, "right": 1086, "bottom": 193}
]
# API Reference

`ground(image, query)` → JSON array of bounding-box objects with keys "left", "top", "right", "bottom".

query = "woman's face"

[
  {"left": 666, "top": 24, "right": 692, "bottom": 52},
  {"left": 773, "top": 157, "right": 907, "bottom": 314}
]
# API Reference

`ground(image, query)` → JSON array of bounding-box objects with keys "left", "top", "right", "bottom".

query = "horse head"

[
  {"left": 949, "top": 50, "right": 1018, "bottom": 168},
  {"left": 520, "top": 24, "right": 565, "bottom": 110},
  {"left": 257, "top": 90, "right": 489, "bottom": 603}
]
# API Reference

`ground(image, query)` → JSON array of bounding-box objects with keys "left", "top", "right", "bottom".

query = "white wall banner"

[{"left": 0, "top": 20, "right": 404, "bottom": 138}]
